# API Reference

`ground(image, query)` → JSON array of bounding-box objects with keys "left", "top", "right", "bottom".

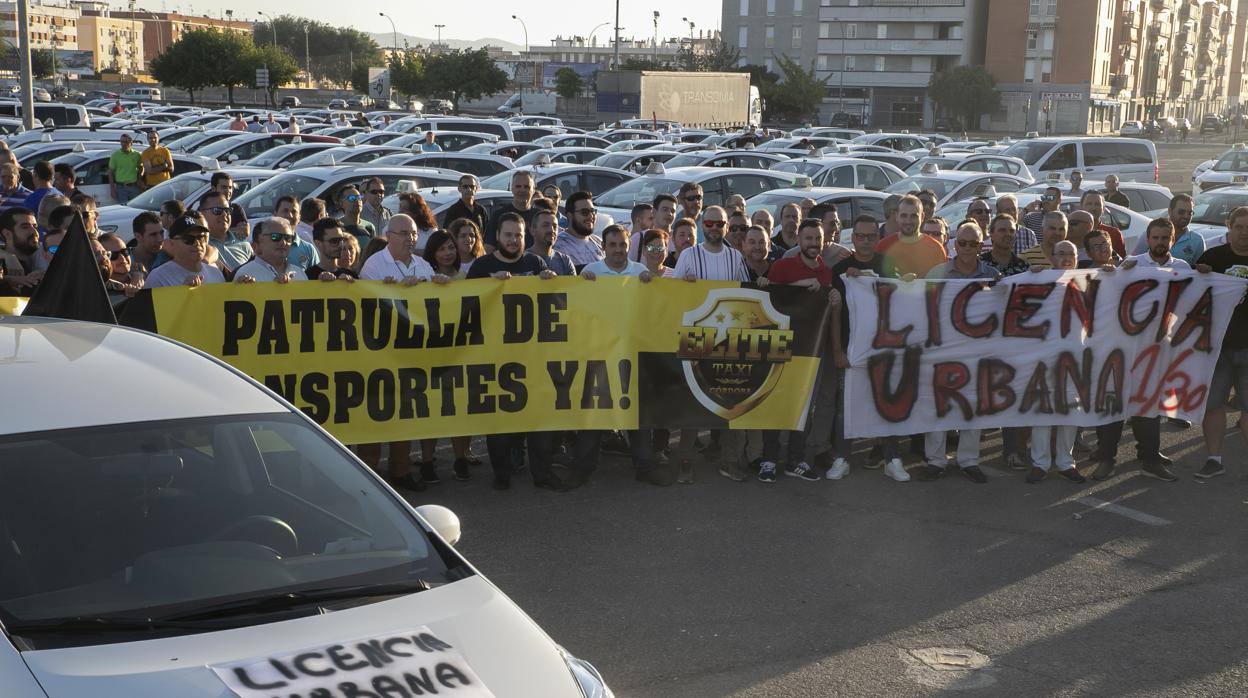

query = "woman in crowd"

[
  {"left": 450, "top": 217, "right": 485, "bottom": 274},
  {"left": 333, "top": 230, "right": 361, "bottom": 278},
  {"left": 399, "top": 192, "right": 438, "bottom": 254},
  {"left": 640, "top": 228, "right": 673, "bottom": 278}
]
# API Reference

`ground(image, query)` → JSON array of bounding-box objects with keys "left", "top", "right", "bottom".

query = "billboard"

[{"left": 542, "top": 62, "right": 601, "bottom": 89}]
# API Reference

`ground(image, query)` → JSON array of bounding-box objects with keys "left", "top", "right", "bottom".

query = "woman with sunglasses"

[{"left": 639, "top": 228, "right": 673, "bottom": 278}]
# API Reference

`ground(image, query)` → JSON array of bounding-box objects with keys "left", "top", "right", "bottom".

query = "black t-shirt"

[
  {"left": 305, "top": 265, "right": 359, "bottom": 280},
  {"left": 441, "top": 199, "right": 487, "bottom": 234},
  {"left": 1196, "top": 244, "right": 1248, "bottom": 350},
  {"left": 486, "top": 204, "right": 538, "bottom": 249},
  {"left": 830, "top": 254, "right": 887, "bottom": 351},
  {"left": 465, "top": 251, "right": 548, "bottom": 279}
]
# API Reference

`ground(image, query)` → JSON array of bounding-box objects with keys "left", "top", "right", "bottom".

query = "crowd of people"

[{"left": 0, "top": 146, "right": 1244, "bottom": 495}]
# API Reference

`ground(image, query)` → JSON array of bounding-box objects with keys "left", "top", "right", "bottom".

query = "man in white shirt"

[
  {"left": 1122, "top": 218, "right": 1192, "bottom": 272},
  {"left": 235, "top": 218, "right": 303, "bottom": 283},
  {"left": 553, "top": 191, "right": 605, "bottom": 269},
  {"left": 674, "top": 205, "right": 750, "bottom": 282},
  {"left": 144, "top": 213, "right": 227, "bottom": 288},
  {"left": 359, "top": 214, "right": 437, "bottom": 284},
  {"left": 581, "top": 225, "right": 654, "bottom": 280}
]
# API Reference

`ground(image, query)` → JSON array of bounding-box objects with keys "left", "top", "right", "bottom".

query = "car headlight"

[
  {"left": 561, "top": 650, "right": 614, "bottom": 698},
  {"left": 98, "top": 224, "right": 118, "bottom": 234}
]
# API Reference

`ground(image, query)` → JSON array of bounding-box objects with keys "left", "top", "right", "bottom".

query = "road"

[
  {"left": 1155, "top": 142, "right": 1228, "bottom": 195},
  {"left": 406, "top": 419, "right": 1248, "bottom": 697}
]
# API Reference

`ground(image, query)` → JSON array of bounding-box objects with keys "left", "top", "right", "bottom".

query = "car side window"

[
  {"left": 822, "top": 165, "right": 855, "bottom": 188},
  {"left": 586, "top": 172, "right": 631, "bottom": 195},
  {"left": 1040, "top": 144, "right": 1076, "bottom": 171},
  {"left": 959, "top": 159, "right": 987, "bottom": 172},
  {"left": 81, "top": 157, "right": 110, "bottom": 185},
  {"left": 854, "top": 196, "right": 886, "bottom": 221},
  {"left": 855, "top": 165, "right": 892, "bottom": 191},
  {"left": 171, "top": 159, "right": 200, "bottom": 176},
  {"left": 1082, "top": 143, "right": 1118, "bottom": 167},
  {"left": 989, "top": 177, "right": 1023, "bottom": 193}
]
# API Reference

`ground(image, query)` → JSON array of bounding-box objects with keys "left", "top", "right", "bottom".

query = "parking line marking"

[{"left": 1075, "top": 496, "right": 1173, "bottom": 526}]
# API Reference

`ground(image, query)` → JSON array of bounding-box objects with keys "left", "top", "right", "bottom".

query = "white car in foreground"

[{"left": 0, "top": 317, "right": 612, "bottom": 698}]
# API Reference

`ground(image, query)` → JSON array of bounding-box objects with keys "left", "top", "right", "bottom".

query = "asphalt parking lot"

[
  {"left": 404, "top": 417, "right": 1248, "bottom": 696},
  {"left": 1155, "top": 142, "right": 1229, "bottom": 195}
]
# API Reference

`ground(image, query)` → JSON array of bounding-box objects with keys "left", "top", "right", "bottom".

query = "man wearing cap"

[
  {"left": 144, "top": 213, "right": 226, "bottom": 287},
  {"left": 235, "top": 219, "right": 303, "bottom": 283},
  {"left": 107, "top": 134, "right": 142, "bottom": 205}
]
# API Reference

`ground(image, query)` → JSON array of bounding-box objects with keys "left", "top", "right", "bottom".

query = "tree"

[
  {"left": 424, "top": 49, "right": 508, "bottom": 112},
  {"left": 620, "top": 57, "right": 671, "bottom": 71},
  {"left": 765, "top": 54, "right": 828, "bottom": 123},
  {"left": 247, "top": 44, "right": 301, "bottom": 106},
  {"left": 149, "top": 29, "right": 223, "bottom": 104},
  {"left": 30, "top": 49, "right": 55, "bottom": 79},
  {"left": 388, "top": 51, "right": 425, "bottom": 100},
  {"left": 928, "top": 65, "right": 1000, "bottom": 132},
  {"left": 216, "top": 30, "right": 260, "bottom": 106},
  {"left": 254, "top": 15, "right": 382, "bottom": 87},
  {"left": 553, "top": 68, "right": 584, "bottom": 99},
  {"left": 675, "top": 39, "right": 742, "bottom": 72}
]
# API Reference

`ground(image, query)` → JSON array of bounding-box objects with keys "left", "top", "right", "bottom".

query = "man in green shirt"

[{"left": 107, "top": 134, "right": 142, "bottom": 205}]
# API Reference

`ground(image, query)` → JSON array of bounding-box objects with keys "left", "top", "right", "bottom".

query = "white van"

[
  {"left": 120, "top": 86, "right": 163, "bottom": 103},
  {"left": 1002, "top": 136, "right": 1158, "bottom": 183}
]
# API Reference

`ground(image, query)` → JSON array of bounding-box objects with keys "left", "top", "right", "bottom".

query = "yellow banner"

[
  {"left": 0, "top": 298, "right": 27, "bottom": 317},
  {"left": 147, "top": 277, "right": 826, "bottom": 444}
]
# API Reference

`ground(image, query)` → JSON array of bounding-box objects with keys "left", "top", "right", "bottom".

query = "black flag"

[{"left": 23, "top": 212, "right": 117, "bottom": 324}]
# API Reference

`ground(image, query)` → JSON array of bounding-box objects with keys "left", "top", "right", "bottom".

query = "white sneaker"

[
  {"left": 884, "top": 458, "right": 910, "bottom": 482},
  {"left": 826, "top": 457, "right": 850, "bottom": 480}
]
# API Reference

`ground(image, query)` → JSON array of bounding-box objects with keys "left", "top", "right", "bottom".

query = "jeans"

[
  {"left": 1031, "top": 425, "right": 1076, "bottom": 471},
  {"left": 114, "top": 183, "right": 140, "bottom": 205},
  {"left": 626, "top": 430, "right": 656, "bottom": 471},
  {"left": 761, "top": 428, "right": 808, "bottom": 466},
  {"left": 1094, "top": 416, "right": 1161, "bottom": 464},
  {"left": 925, "top": 429, "right": 982, "bottom": 469},
  {"left": 806, "top": 356, "right": 839, "bottom": 457}
]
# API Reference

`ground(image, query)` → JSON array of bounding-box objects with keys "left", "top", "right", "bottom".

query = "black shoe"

[
  {"left": 533, "top": 474, "right": 571, "bottom": 492},
  {"left": 1091, "top": 459, "right": 1117, "bottom": 481},
  {"left": 1155, "top": 453, "right": 1173, "bottom": 466},
  {"left": 1141, "top": 460, "right": 1178, "bottom": 482},
  {"left": 452, "top": 458, "right": 471, "bottom": 481},
  {"left": 961, "top": 465, "right": 988, "bottom": 484},
  {"left": 419, "top": 461, "right": 440, "bottom": 484},
  {"left": 1167, "top": 418, "right": 1192, "bottom": 430},
  {"left": 1057, "top": 467, "right": 1087, "bottom": 483},
  {"left": 635, "top": 466, "right": 676, "bottom": 486},
  {"left": 915, "top": 464, "right": 946, "bottom": 481},
  {"left": 492, "top": 476, "right": 511, "bottom": 491},
  {"left": 388, "top": 473, "right": 426, "bottom": 492},
  {"left": 1195, "top": 458, "right": 1226, "bottom": 479},
  {"left": 561, "top": 471, "right": 589, "bottom": 489},
  {"left": 601, "top": 431, "right": 630, "bottom": 455},
  {"left": 1025, "top": 467, "right": 1047, "bottom": 484},
  {"left": 510, "top": 448, "right": 527, "bottom": 473},
  {"left": 466, "top": 454, "right": 482, "bottom": 466}
]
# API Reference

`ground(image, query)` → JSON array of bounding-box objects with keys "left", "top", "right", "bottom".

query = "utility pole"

[
  {"left": 434, "top": 24, "right": 445, "bottom": 50},
  {"left": 652, "top": 11, "right": 659, "bottom": 60},
  {"left": 304, "top": 25, "right": 310, "bottom": 87},
  {"left": 612, "top": 0, "right": 620, "bottom": 70},
  {"left": 16, "top": 0, "right": 34, "bottom": 129}
]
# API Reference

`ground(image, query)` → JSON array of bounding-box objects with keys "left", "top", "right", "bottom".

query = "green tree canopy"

[
  {"left": 247, "top": 44, "right": 301, "bottom": 106},
  {"left": 424, "top": 49, "right": 508, "bottom": 112},
  {"left": 764, "top": 54, "right": 827, "bottom": 123},
  {"left": 676, "top": 39, "right": 742, "bottom": 72},
  {"left": 149, "top": 29, "right": 224, "bottom": 104},
  {"left": 553, "top": 68, "right": 584, "bottom": 99},
  {"left": 30, "top": 49, "right": 55, "bottom": 79},
  {"left": 388, "top": 52, "right": 426, "bottom": 99},
  {"left": 928, "top": 65, "right": 1000, "bottom": 132},
  {"left": 253, "top": 15, "right": 383, "bottom": 87}
]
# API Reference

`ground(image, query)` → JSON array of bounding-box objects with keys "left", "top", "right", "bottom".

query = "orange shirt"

[{"left": 875, "top": 232, "right": 948, "bottom": 277}]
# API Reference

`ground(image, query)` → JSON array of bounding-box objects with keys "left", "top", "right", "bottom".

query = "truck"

[{"left": 595, "top": 71, "right": 763, "bottom": 130}]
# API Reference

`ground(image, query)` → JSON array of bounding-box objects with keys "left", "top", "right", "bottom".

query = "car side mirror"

[
  {"left": 278, "top": 161, "right": 291, "bottom": 169},
  {"left": 228, "top": 153, "right": 239, "bottom": 162},
  {"left": 415, "top": 504, "right": 461, "bottom": 545}
]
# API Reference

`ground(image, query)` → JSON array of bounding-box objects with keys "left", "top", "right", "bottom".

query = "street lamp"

[
  {"left": 653, "top": 11, "right": 660, "bottom": 59},
  {"left": 256, "top": 11, "right": 277, "bottom": 46},
  {"left": 681, "top": 16, "right": 696, "bottom": 41},
  {"left": 511, "top": 14, "right": 528, "bottom": 54},
  {"left": 379, "top": 13, "right": 397, "bottom": 54},
  {"left": 434, "top": 24, "right": 445, "bottom": 49},
  {"left": 588, "top": 22, "right": 609, "bottom": 47}
]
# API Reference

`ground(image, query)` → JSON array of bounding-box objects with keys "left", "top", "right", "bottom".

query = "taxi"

[{"left": 1193, "top": 144, "right": 1248, "bottom": 192}]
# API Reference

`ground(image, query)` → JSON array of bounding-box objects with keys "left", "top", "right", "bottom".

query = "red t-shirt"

[
  {"left": 1097, "top": 224, "right": 1126, "bottom": 258},
  {"left": 768, "top": 254, "right": 833, "bottom": 286}
]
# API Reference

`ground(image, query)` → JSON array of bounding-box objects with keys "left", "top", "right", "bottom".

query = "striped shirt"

[
  {"left": 1020, "top": 244, "right": 1052, "bottom": 270},
  {"left": 672, "top": 243, "right": 750, "bottom": 281}
]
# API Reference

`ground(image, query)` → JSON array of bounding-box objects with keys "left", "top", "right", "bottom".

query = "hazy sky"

[{"left": 165, "top": 0, "right": 724, "bottom": 47}]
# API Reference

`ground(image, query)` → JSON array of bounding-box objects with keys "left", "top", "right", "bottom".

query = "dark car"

[
  {"left": 1200, "top": 115, "right": 1224, "bottom": 135},
  {"left": 829, "top": 112, "right": 863, "bottom": 129},
  {"left": 935, "top": 117, "right": 963, "bottom": 132},
  {"left": 280, "top": 95, "right": 301, "bottom": 108},
  {"left": 426, "top": 99, "right": 454, "bottom": 115}
]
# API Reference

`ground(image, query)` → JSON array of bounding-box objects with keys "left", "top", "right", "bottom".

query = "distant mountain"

[{"left": 367, "top": 33, "right": 525, "bottom": 54}]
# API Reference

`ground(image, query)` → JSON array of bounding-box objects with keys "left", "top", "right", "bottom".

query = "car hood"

[
  {"left": 16, "top": 576, "right": 581, "bottom": 698},
  {"left": 1188, "top": 222, "right": 1227, "bottom": 246}
]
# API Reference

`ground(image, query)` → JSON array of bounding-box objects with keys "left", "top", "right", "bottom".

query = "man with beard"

[
  {"left": 1, "top": 162, "right": 31, "bottom": 210},
  {"left": 666, "top": 217, "right": 697, "bottom": 268},
  {"left": 742, "top": 225, "right": 771, "bottom": 283},
  {"left": 486, "top": 170, "right": 537, "bottom": 251},
  {"left": 756, "top": 218, "right": 833, "bottom": 484},
  {"left": 876, "top": 194, "right": 947, "bottom": 277},
  {"left": 995, "top": 193, "right": 1037, "bottom": 253},
  {"left": 1132, "top": 194, "right": 1203, "bottom": 265},
  {"left": 783, "top": 203, "right": 851, "bottom": 266},
  {"left": 441, "top": 174, "right": 487, "bottom": 233},
  {"left": 468, "top": 212, "right": 555, "bottom": 281},
  {"left": 0, "top": 207, "right": 42, "bottom": 295},
  {"left": 725, "top": 209, "right": 751, "bottom": 250},
  {"left": 530, "top": 208, "right": 575, "bottom": 276},
  {"left": 553, "top": 191, "right": 605, "bottom": 269},
  {"left": 129, "top": 211, "right": 167, "bottom": 279},
  {"left": 677, "top": 182, "right": 703, "bottom": 226}
]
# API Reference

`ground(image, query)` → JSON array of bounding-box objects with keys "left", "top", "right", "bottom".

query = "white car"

[
  {"left": 0, "top": 316, "right": 612, "bottom": 697},
  {"left": 903, "top": 152, "right": 1033, "bottom": 182},
  {"left": 770, "top": 156, "right": 906, "bottom": 191},
  {"left": 593, "top": 165, "right": 800, "bottom": 224},
  {"left": 934, "top": 193, "right": 1152, "bottom": 252},
  {"left": 1120, "top": 120, "right": 1145, "bottom": 137},
  {"left": 94, "top": 167, "right": 275, "bottom": 239},
  {"left": 1193, "top": 145, "right": 1248, "bottom": 193},
  {"left": 1187, "top": 186, "right": 1246, "bottom": 245},
  {"left": 884, "top": 169, "right": 1030, "bottom": 207}
]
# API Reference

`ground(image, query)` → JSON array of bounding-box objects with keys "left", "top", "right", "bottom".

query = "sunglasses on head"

[{"left": 267, "top": 233, "right": 296, "bottom": 243}]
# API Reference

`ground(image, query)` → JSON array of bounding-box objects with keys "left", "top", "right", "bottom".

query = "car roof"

[
  {"left": 0, "top": 317, "right": 286, "bottom": 436},
  {"left": 647, "top": 166, "right": 797, "bottom": 182},
  {"left": 758, "top": 186, "right": 889, "bottom": 200}
]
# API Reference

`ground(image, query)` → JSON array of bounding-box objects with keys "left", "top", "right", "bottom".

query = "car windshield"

[
  {"left": 885, "top": 176, "right": 961, "bottom": 198},
  {"left": 1192, "top": 192, "right": 1248, "bottom": 224},
  {"left": 246, "top": 144, "right": 317, "bottom": 168},
  {"left": 235, "top": 172, "right": 328, "bottom": 219},
  {"left": 0, "top": 413, "right": 458, "bottom": 647},
  {"left": 771, "top": 160, "right": 823, "bottom": 177},
  {"left": 126, "top": 174, "right": 209, "bottom": 210},
  {"left": 665, "top": 153, "right": 714, "bottom": 168},
  {"left": 595, "top": 176, "right": 682, "bottom": 208},
  {"left": 1211, "top": 152, "right": 1248, "bottom": 172},
  {"left": 1002, "top": 140, "right": 1054, "bottom": 165}
]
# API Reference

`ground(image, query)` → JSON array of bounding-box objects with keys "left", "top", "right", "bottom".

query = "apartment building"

[
  {"left": 0, "top": 2, "right": 80, "bottom": 52},
  {"left": 109, "top": 10, "right": 252, "bottom": 66},
  {"left": 722, "top": 0, "right": 988, "bottom": 129},
  {"left": 76, "top": 10, "right": 144, "bottom": 75}
]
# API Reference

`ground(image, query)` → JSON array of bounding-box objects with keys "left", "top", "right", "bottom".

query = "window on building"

[
  {"left": 1027, "top": 31, "right": 1037, "bottom": 50},
  {"left": 845, "top": 55, "right": 856, "bottom": 71},
  {"left": 739, "top": 26, "right": 748, "bottom": 48},
  {"left": 793, "top": 0, "right": 803, "bottom": 15},
  {"left": 1030, "top": 0, "right": 1041, "bottom": 15},
  {"left": 819, "top": 23, "right": 831, "bottom": 39},
  {"left": 792, "top": 25, "right": 802, "bottom": 45},
  {"left": 877, "top": 23, "right": 887, "bottom": 39},
  {"left": 765, "top": 24, "right": 775, "bottom": 48},
  {"left": 767, "top": 0, "right": 776, "bottom": 15},
  {"left": 1046, "top": 0, "right": 1056, "bottom": 14},
  {"left": 874, "top": 56, "right": 885, "bottom": 71},
  {"left": 740, "top": 0, "right": 749, "bottom": 16},
  {"left": 818, "top": 55, "right": 828, "bottom": 71},
  {"left": 1024, "top": 59, "right": 1036, "bottom": 82}
]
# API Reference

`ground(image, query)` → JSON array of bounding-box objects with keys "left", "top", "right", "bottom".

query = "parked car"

[
  {"left": 1200, "top": 115, "right": 1224, "bottom": 135},
  {"left": 425, "top": 99, "right": 454, "bottom": 115},
  {"left": 1120, "top": 120, "right": 1145, "bottom": 137},
  {"left": 934, "top": 117, "right": 963, "bottom": 132},
  {"left": 279, "top": 95, "right": 301, "bottom": 108}
]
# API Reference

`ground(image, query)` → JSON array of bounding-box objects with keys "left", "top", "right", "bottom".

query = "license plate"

[{"left": 1234, "top": 175, "right": 1247, "bottom": 183}]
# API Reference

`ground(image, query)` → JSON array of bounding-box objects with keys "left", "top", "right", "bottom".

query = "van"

[
  {"left": 1002, "top": 136, "right": 1158, "bottom": 183},
  {"left": 0, "top": 101, "right": 89, "bottom": 128},
  {"left": 120, "top": 86, "right": 163, "bottom": 103},
  {"left": 394, "top": 117, "right": 513, "bottom": 141}
]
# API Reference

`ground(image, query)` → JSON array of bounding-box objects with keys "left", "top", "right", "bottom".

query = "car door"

[
  {"left": 584, "top": 171, "right": 634, "bottom": 197},
  {"left": 717, "top": 173, "right": 784, "bottom": 206},
  {"left": 1037, "top": 143, "right": 1076, "bottom": 176}
]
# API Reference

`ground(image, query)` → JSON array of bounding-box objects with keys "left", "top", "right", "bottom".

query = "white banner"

[
  {"left": 843, "top": 268, "right": 1248, "bottom": 438},
  {"left": 212, "top": 626, "right": 495, "bottom": 698}
]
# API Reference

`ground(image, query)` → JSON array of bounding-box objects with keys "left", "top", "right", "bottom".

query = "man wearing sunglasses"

[
  {"left": 677, "top": 182, "right": 704, "bottom": 226},
  {"left": 307, "top": 218, "right": 358, "bottom": 280},
  {"left": 441, "top": 174, "right": 487, "bottom": 233},
  {"left": 360, "top": 176, "right": 392, "bottom": 233},
  {"left": 144, "top": 214, "right": 226, "bottom": 288},
  {"left": 337, "top": 185, "right": 376, "bottom": 244},
  {"left": 235, "top": 219, "right": 303, "bottom": 284},
  {"left": 553, "top": 191, "right": 605, "bottom": 269},
  {"left": 200, "top": 191, "right": 251, "bottom": 275}
]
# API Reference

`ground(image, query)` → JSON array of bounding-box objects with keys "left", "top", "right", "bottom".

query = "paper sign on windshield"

[{"left": 211, "top": 626, "right": 496, "bottom": 698}]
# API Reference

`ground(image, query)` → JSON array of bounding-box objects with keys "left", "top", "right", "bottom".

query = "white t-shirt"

[
  {"left": 235, "top": 257, "right": 302, "bottom": 282},
  {"left": 295, "top": 221, "right": 315, "bottom": 244},
  {"left": 582, "top": 259, "right": 649, "bottom": 277},
  {"left": 1124, "top": 253, "right": 1192, "bottom": 271},
  {"left": 553, "top": 233, "right": 605, "bottom": 267},
  {"left": 673, "top": 243, "right": 750, "bottom": 281},
  {"left": 144, "top": 261, "right": 226, "bottom": 288},
  {"left": 359, "top": 249, "right": 435, "bottom": 281}
]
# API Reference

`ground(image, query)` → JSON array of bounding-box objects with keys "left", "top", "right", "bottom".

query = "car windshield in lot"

[
  {"left": 1002, "top": 140, "right": 1054, "bottom": 165},
  {"left": 885, "top": 176, "right": 960, "bottom": 199},
  {"left": 235, "top": 173, "right": 329, "bottom": 219},
  {"left": 594, "top": 177, "right": 683, "bottom": 208},
  {"left": 1193, "top": 191, "right": 1248, "bottom": 225},
  {"left": 0, "top": 413, "right": 459, "bottom": 648},
  {"left": 125, "top": 175, "right": 209, "bottom": 210},
  {"left": 1211, "top": 152, "right": 1248, "bottom": 172}
]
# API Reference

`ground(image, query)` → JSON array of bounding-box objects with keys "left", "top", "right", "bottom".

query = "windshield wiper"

[
  {"left": 155, "top": 579, "right": 433, "bottom": 622},
  {"left": 4, "top": 615, "right": 231, "bottom": 636}
]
